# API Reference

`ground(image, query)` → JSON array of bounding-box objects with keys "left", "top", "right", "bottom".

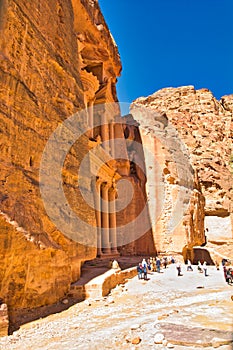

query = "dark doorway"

[{"left": 193, "top": 248, "right": 214, "bottom": 265}]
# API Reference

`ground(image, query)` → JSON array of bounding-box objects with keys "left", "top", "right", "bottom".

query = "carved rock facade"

[
  {"left": 0, "top": 0, "right": 125, "bottom": 326},
  {"left": 0, "top": 0, "right": 156, "bottom": 329}
]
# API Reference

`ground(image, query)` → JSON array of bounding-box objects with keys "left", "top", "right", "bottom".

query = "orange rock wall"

[{"left": 0, "top": 0, "right": 121, "bottom": 321}]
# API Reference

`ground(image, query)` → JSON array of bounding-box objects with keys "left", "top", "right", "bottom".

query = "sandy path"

[{"left": 0, "top": 263, "right": 232, "bottom": 350}]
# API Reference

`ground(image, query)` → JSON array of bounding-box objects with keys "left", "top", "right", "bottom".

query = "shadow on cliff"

[{"left": 9, "top": 256, "right": 143, "bottom": 334}]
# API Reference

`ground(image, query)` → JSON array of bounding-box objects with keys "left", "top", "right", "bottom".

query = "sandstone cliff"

[
  {"left": 0, "top": 0, "right": 121, "bottom": 326},
  {"left": 132, "top": 86, "right": 233, "bottom": 260},
  {"left": 1, "top": 0, "right": 232, "bottom": 334}
]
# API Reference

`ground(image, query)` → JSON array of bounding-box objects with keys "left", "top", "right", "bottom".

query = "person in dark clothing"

[
  {"left": 163, "top": 257, "right": 168, "bottom": 269},
  {"left": 142, "top": 258, "right": 148, "bottom": 280},
  {"left": 156, "top": 257, "right": 161, "bottom": 273},
  {"left": 137, "top": 263, "right": 143, "bottom": 279},
  {"left": 176, "top": 261, "right": 182, "bottom": 276}
]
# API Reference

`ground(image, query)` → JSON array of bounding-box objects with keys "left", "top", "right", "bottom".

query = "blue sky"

[{"left": 98, "top": 0, "right": 233, "bottom": 103}]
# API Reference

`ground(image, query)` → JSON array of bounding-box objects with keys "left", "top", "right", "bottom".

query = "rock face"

[
  {"left": 0, "top": 0, "right": 122, "bottom": 322},
  {"left": 116, "top": 115, "right": 156, "bottom": 256},
  {"left": 1, "top": 0, "right": 232, "bottom": 331},
  {"left": 0, "top": 0, "right": 156, "bottom": 328},
  {"left": 132, "top": 86, "right": 233, "bottom": 258}
]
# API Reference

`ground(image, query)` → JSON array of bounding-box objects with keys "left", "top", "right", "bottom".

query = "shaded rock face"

[
  {"left": 116, "top": 116, "right": 156, "bottom": 256},
  {"left": 0, "top": 0, "right": 121, "bottom": 320},
  {"left": 133, "top": 86, "right": 233, "bottom": 256}
]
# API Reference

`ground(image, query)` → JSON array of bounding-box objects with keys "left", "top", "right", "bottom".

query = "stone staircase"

[
  {"left": 68, "top": 256, "right": 146, "bottom": 300},
  {"left": 69, "top": 266, "right": 137, "bottom": 300}
]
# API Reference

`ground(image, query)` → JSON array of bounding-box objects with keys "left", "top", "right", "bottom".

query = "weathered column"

[
  {"left": 101, "top": 182, "right": 111, "bottom": 254},
  {"left": 114, "top": 117, "right": 131, "bottom": 176},
  {"left": 109, "top": 120, "right": 115, "bottom": 158},
  {"left": 88, "top": 99, "right": 94, "bottom": 138},
  {"left": 92, "top": 179, "right": 102, "bottom": 256},
  {"left": 109, "top": 187, "right": 118, "bottom": 254},
  {"left": 101, "top": 111, "right": 109, "bottom": 150},
  {"left": 80, "top": 70, "right": 99, "bottom": 139}
]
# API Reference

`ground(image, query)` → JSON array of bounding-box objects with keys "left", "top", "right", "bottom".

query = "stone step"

[{"left": 69, "top": 267, "right": 137, "bottom": 299}]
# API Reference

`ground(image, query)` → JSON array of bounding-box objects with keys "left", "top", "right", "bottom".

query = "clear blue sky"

[{"left": 98, "top": 0, "right": 233, "bottom": 103}]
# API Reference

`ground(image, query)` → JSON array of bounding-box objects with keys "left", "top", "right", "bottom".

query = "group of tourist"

[
  {"left": 168, "top": 259, "right": 209, "bottom": 277},
  {"left": 137, "top": 256, "right": 175, "bottom": 280},
  {"left": 137, "top": 257, "right": 211, "bottom": 279},
  {"left": 136, "top": 256, "right": 233, "bottom": 284},
  {"left": 197, "top": 260, "right": 208, "bottom": 276}
]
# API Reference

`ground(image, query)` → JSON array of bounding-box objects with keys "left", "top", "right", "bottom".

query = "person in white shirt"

[{"left": 203, "top": 261, "right": 208, "bottom": 276}]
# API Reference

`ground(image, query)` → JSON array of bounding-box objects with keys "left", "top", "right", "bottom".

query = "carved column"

[
  {"left": 101, "top": 182, "right": 111, "bottom": 254},
  {"left": 80, "top": 70, "right": 99, "bottom": 138},
  {"left": 114, "top": 117, "right": 131, "bottom": 176},
  {"left": 101, "top": 112, "right": 109, "bottom": 150},
  {"left": 109, "top": 120, "right": 115, "bottom": 158},
  {"left": 88, "top": 99, "right": 94, "bottom": 138},
  {"left": 92, "top": 179, "right": 102, "bottom": 257},
  {"left": 109, "top": 187, "right": 118, "bottom": 254}
]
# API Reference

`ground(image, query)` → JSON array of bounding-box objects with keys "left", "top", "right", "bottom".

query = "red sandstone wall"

[{"left": 0, "top": 0, "right": 121, "bottom": 320}]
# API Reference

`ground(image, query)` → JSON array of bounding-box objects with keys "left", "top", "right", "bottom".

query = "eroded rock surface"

[
  {"left": 0, "top": 0, "right": 121, "bottom": 319},
  {"left": 132, "top": 86, "right": 233, "bottom": 258}
]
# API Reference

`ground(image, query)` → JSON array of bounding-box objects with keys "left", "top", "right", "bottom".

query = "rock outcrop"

[{"left": 132, "top": 86, "right": 233, "bottom": 259}]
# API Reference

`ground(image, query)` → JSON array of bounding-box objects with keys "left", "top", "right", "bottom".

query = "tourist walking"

[
  {"left": 142, "top": 258, "right": 147, "bottom": 280},
  {"left": 176, "top": 261, "right": 182, "bottom": 276},
  {"left": 170, "top": 256, "right": 175, "bottom": 264},
  {"left": 137, "top": 263, "right": 143, "bottom": 279},
  {"left": 152, "top": 257, "right": 156, "bottom": 272},
  {"left": 163, "top": 256, "right": 168, "bottom": 269},
  {"left": 156, "top": 257, "right": 161, "bottom": 273},
  {"left": 187, "top": 259, "right": 193, "bottom": 271},
  {"left": 203, "top": 261, "right": 208, "bottom": 276},
  {"left": 198, "top": 261, "right": 203, "bottom": 273},
  {"left": 226, "top": 268, "right": 233, "bottom": 284},
  {"left": 147, "top": 258, "right": 152, "bottom": 272},
  {"left": 223, "top": 265, "right": 227, "bottom": 281}
]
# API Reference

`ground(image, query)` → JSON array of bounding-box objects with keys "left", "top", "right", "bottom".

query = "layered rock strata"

[{"left": 132, "top": 86, "right": 233, "bottom": 258}]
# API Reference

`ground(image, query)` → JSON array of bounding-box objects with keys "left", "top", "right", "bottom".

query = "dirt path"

[{"left": 0, "top": 263, "right": 232, "bottom": 349}]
